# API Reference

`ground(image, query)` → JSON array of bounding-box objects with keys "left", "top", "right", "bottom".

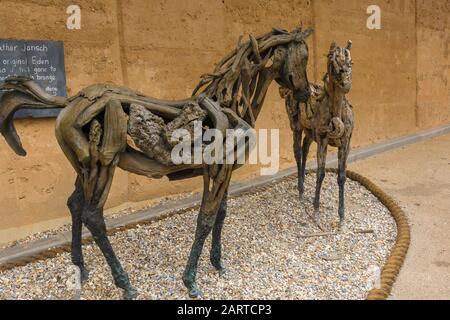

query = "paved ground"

[{"left": 349, "top": 133, "right": 450, "bottom": 300}]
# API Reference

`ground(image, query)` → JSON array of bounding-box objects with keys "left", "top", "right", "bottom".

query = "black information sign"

[{"left": 0, "top": 39, "right": 67, "bottom": 118}]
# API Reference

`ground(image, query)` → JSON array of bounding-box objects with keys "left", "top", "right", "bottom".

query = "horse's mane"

[{"left": 192, "top": 27, "right": 310, "bottom": 125}]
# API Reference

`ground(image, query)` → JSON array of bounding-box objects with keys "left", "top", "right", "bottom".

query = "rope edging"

[{"left": 342, "top": 169, "right": 410, "bottom": 300}]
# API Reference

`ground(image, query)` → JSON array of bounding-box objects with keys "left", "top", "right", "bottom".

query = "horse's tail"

[{"left": 0, "top": 76, "right": 67, "bottom": 156}]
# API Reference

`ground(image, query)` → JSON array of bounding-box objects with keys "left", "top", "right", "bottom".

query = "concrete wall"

[{"left": 0, "top": 0, "right": 448, "bottom": 243}]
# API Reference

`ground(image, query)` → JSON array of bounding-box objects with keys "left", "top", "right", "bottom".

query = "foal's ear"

[
  {"left": 302, "top": 28, "right": 314, "bottom": 39},
  {"left": 346, "top": 40, "right": 353, "bottom": 51}
]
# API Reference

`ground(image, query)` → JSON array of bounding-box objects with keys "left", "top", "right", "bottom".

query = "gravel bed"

[
  {"left": 0, "top": 191, "right": 197, "bottom": 251},
  {"left": 0, "top": 173, "right": 396, "bottom": 300}
]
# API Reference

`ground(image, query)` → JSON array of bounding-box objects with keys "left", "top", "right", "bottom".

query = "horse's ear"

[
  {"left": 346, "top": 40, "right": 353, "bottom": 51},
  {"left": 302, "top": 28, "right": 314, "bottom": 39},
  {"left": 329, "top": 41, "right": 337, "bottom": 52}
]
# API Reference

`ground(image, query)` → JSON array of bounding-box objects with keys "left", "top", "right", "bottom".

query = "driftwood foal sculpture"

[
  {"left": 0, "top": 27, "right": 313, "bottom": 298},
  {"left": 286, "top": 40, "right": 354, "bottom": 229}
]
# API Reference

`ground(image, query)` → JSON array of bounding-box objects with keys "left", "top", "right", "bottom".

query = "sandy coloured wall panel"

[
  {"left": 416, "top": 0, "right": 450, "bottom": 129},
  {"left": 0, "top": 0, "right": 129, "bottom": 236},
  {"left": 313, "top": 0, "right": 418, "bottom": 146},
  {"left": 118, "top": 0, "right": 314, "bottom": 202}
]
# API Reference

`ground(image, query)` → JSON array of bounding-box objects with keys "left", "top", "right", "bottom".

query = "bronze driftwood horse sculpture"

[
  {"left": 0, "top": 27, "right": 313, "bottom": 298},
  {"left": 286, "top": 40, "right": 354, "bottom": 229}
]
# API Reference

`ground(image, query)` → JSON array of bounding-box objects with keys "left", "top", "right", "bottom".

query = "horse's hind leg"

[
  {"left": 183, "top": 165, "right": 233, "bottom": 298},
  {"left": 67, "top": 177, "right": 88, "bottom": 281},
  {"left": 81, "top": 153, "right": 137, "bottom": 299},
  {"left": 299, "top": 133, "right": 312, "bottom": 200},
  {"left": 293, "top": 127, "right": 303, "bottom": 198},
  {"left": 210, "top": 190, "right": 228, "bottom": 275},
  {"left": 81, "top": 203, "right": 137, "bottom": 299}
]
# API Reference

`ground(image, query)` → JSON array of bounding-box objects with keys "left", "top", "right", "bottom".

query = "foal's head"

[{"left": 327, "top": 41, "right": 353, "bottom": 94}]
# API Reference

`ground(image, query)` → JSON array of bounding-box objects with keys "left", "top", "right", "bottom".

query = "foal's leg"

[
  {"left": 183, "top": 165, "right": 233, "bottom": 298},
  {"left": 299, "top": 133, "right": 312, "bottom": 200},
  {"left": 210, "top": 190, "right": 228, "bottom": 275},
  {"left": 337, "top": 138, "right": 351, "bottom": 230},
  {"left": 67, "top": 177, "right": 88, "bottom": 281},
  {"left": 313, "top": 137, "right": 328, "bottom": 224}
]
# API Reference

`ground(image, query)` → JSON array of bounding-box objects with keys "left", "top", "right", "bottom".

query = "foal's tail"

[{"left": 0, "top": 76, "right": 67, "bottom": 156}]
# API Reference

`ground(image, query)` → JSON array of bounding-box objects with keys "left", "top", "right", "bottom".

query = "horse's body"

[
  {"left": 289, "top": 41, "right": 354, "bottom": 228},
  {"left": 0, "top": 27, "right": 313, "bottom": 298}
]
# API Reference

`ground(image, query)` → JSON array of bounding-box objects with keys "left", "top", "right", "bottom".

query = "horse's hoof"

[
  {"left": 188, "top": 285, "right": 201, "bottom": 299},
  {"left": 123, "top": 286, "right": 138, "bottom": 300},
  {"left": 215, "top": 263, "right": 227, "bottom": 276},
  {"left": 211, "top": 259, "right": 227, "bottom": 276},
  {"left": 183, "top": 273, "right": 201, "bottom": 298},
  {"left": 218, "top": 266, "right": 227, "bottom": 276}
]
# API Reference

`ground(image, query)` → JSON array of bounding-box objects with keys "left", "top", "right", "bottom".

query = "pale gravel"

[
  {"left": 0, "top": 173, "right": 396, "bottom": 300},
  {"left": 0, "top": 191, "right": 197, "bottom": 251}
]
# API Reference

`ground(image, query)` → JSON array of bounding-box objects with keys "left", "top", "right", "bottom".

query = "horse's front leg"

[
  {"left": 284, "top": 95, "right": 303, "bottom": 199},
  {"left": 210, "top": 190, "right": 228, "bottom": 275},
  {"left": 313, "top": 137, "right": 328, "bottom": 224},
  {"left": 337, "top": 137, "right": 351, "bottom": 230},
  {"left": 183, "top": 165, "right": 233, "bottom": 298}
]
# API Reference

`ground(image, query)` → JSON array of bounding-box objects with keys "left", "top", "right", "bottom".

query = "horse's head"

[
  {"left": 275, "top": 28, "right": 313, "bottom": 103},
  {"left": 327, "top": 40, "right": 353, "bottom": 94}
]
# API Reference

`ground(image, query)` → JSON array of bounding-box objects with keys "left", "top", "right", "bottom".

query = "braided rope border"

[
  {"left": 342, "top": 169, "right": 410, "bottom": 300},
  {"left": 0, "top": 169, "right": 409, "bottom": 300}
]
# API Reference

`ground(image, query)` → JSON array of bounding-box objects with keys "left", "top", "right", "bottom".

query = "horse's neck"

[
  {"left": 252, "top": 83, "right": 272, "bottom": 122},
  {"left": 241, "top": 71, "right": 276, "bottom": 126}
]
